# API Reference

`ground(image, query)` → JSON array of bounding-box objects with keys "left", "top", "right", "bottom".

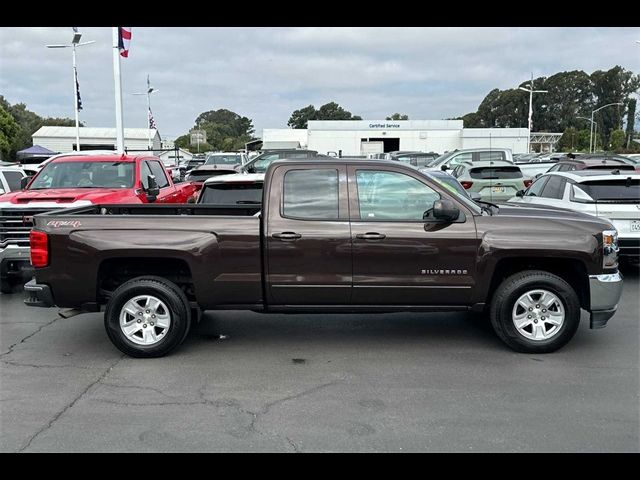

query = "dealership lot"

[{"left": 1, "top": 265, "right": 638, "bottom": 453}]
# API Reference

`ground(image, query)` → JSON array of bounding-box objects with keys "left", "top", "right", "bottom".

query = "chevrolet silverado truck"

[
  {"left": 24, "top": 159, "right": 623, "bottom": 357},
  {"left": 0, "top": 153, "right": 199, "bottom": 293}
]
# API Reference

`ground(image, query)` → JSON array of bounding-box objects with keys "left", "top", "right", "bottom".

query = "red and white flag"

[{"left": 118, "top": 27, "right": 132, "bottom": 57}]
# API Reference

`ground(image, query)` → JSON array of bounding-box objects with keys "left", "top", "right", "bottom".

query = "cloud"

[{"left": 1, "top": 27, "right": 638, "bottom": 141}]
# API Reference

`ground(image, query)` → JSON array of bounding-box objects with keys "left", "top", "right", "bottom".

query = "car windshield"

[
  {"left": 205, "top": 154, "right": 242, "bottom": 165},
  {"left": 577, "top": 179, "right": 640, "bottom": 202},
  {"left": 29, "top": 161, "right": 134, "bottom": 189},
  {"left": 199, "top": 182, "right": 263, "bottom": 204}
]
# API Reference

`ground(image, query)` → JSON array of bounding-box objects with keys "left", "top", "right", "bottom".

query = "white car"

[
  {"left": 0, "top": 165, "right": 27, "bottom": 194},
  {"left": 508, "top": 170, "right": 640, "bottom": 259}
]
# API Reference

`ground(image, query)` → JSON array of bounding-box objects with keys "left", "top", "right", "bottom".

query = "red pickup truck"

[{"left": 0, "top": 153, "right": 199, "bottom": 293}]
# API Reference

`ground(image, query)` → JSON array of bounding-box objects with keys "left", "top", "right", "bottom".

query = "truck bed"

[
  {"left": 41, "top": 203, "right": 261, "bottom": 217},
  {"left": 32, "top": 204, "right": 263, "bottom": 309}
]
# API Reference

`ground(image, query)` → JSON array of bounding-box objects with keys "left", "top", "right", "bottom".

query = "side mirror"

[
  {"left": 432, "top": 199, "right": 459, "bottom": 222},
  {"left": 515, "top": 189, "right": 525, "bottom": 197},
  {"left": 21, "top": 176, "right": 32, "bottom": 189},
  {"left": 145, "top": 175, "right": 160, "bottom": 202},
  {"left": 440, "top": 165, "right": 449, "bottom": 171}
]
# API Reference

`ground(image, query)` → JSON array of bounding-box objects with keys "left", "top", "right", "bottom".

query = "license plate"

[
  {"left": 632, "top": 220, "right": 640, "bottom": 232},
  {"left": 491, "top": 186, "right": 506, "bottom": 193}
]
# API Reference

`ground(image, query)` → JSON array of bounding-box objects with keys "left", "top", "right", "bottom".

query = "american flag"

[
  {"left": 74, "top": 67, "right": 82, "bottom": 111},
  {"left": 118, "top": 27, "right": 132, "bottom": 58},
  {"left": 148, "top": 108, "right": 157, "bottom": 130}
]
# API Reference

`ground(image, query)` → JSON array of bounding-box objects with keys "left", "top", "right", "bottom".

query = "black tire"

[
  {"left": 490, "top": 270, "right": 581, "bottom": 353},
  {"left": 104, "top": 276, "right": 192, "bottom": 358}
]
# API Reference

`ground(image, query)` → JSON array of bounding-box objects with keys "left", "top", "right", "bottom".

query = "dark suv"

[{"left": 547, "top": 156, "right": 636, "bottom": 173}]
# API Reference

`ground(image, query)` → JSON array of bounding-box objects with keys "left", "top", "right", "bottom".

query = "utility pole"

[
  {"left": 519, "top": 73, "right": 548, "bottom": 153},
  {"left": 46, "top": 28, "right": 95, "bottom": 152}
]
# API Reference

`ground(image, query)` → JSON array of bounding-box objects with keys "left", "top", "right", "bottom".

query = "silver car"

[{"left": 451, "top": 160, "right": 531, "bottom": 202}]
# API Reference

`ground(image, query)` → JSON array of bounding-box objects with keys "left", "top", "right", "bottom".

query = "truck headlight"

[{"left": 602, "top": 229, "right": 619, "bottom": 268}]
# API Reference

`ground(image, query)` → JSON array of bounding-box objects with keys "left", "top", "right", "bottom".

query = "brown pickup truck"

[{"left": 24, "top": 159, "right": 623, "bottom": 357}]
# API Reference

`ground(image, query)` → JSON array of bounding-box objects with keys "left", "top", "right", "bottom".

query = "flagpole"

[
  {"left": 147, "top": 91, "right": 152, "bottom": 150},
  {"left": 112, "top": 27, "right": 125, "bottom": 154},
  {"left": 72, "top": 43, "right": 80, "bottom": 152}
]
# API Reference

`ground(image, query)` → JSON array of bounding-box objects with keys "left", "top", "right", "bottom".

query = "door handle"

[
  {"left": 356, "top": 232, "right": 386, "bottom": 240},
  {"left": 272, "top": 232, "right": 302, "bottom": 240}
]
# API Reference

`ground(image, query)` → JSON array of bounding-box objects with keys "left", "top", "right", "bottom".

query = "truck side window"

[
  {"left": 477, "top": 151, "right": 505, "bottom": 162},
  {"left": 283, "top": 169, "right": 339, "bottom": 219},
  {"left": 3, "top": 171, "right": 24, "bottom": 191},
  {"left": 148, "top": 161, "right": 169, "bottom": 188},
  {"left": 448, "top": 152, "right": 472, "bottom": 167},
  {"left": 140, "top": 161, "right": 153, "bottom": 189},
  {"left": 356, "top": 170, "right": 440, "bottom": 221}
]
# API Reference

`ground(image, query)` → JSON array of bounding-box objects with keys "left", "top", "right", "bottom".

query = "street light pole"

[
  {"left": 46, "top": 29, "right": 95, "bottom": 152},
  {"left": 518, "top": 73, "right": 548, "bottom": 153},
  {"left": 132, "top": 75, "right": 159, "bottom": 150},
  {"left": 589, "top": 102, "right": 624, "bottom": 153}
]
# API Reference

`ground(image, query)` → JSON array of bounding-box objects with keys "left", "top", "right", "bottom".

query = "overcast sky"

[{"left": 1, "top": 27, "right": 638, "bottom": 141}]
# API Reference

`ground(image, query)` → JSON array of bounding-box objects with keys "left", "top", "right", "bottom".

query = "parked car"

[
  {"left": 0, "top": 153, "right": 199, "bottom": 293},
  {"left": 196, "top": 173, "right": 264, "bottom": 216},
  {"left": 450, "top": 160, "right": 531, "bottom": 202},
  {"left": 242, "top": 149, "right": 325, "bottom": 173},
  {"left": 508, "top": 170, "right": 640, "bottom": 260},
  {"left": 0, "top": 164, "right": 27, "bottom": 195},
  {"left": 430, "top": 148, "right": 514, "bottom": 172},
  {"left": 185, "top": 152, "right": 249, "bottom": 185},
  {"left": 25, "top": 158, "right": 622, "bottom": 357},
  {"left": 184, "top": 155, "right": 206, "bottom": 172},
  {"left": 547, "top": 156, "right": 636, "bottom": 173},
  {"left": 389, "top": 151, "right": 440, "bottom": 169}
]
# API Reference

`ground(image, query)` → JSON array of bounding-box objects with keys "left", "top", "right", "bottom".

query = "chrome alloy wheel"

[
  {"left": 119, "top": 295, "right": 171, "bottom": 346},
  {"left": 512, "top": 289, "right": 565, "bottom": 341}
]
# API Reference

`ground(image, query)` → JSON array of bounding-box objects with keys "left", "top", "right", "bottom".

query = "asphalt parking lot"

[{"left": 1, "top": 265, "right": 638, "bottom": 452}]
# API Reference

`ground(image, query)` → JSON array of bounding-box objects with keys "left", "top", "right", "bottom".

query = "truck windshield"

[
  {"left": 199, "top": 183, "right": 263, "bottom": 204},
  {"left": 29, "top": 161, "right": 134, "bottom": 189},
  {"left": 578, "top": 179, "right": 640, "bottom": 202},
  {"left": 205, "top": 154, "right": 242, "bottom": 166}
]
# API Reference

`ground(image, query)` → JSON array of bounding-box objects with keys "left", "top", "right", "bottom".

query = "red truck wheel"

[
  {"left": 104, "top": 276, "right": 192, "bottom": 358},
  {"left": 490, "top": 270, "right": 581, "bottom": 353}
]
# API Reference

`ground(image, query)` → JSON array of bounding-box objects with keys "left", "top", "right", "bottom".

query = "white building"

[
  {"left": 32, "top": 126, "right": 161, "bottom": 153},
  {"left": 157, "top": 148, "right": 193, "bottom": 166},
  {"left": 263, "top": 120, "right": 530, "bottom": 156}
]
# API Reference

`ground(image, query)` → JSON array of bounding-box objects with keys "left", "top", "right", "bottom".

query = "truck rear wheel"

[
  {"left": 104, "top": 276, "right": 191, "bottom": 358},
  {"left": 490, "top": 270, "right": 581, "bottom": 353}
]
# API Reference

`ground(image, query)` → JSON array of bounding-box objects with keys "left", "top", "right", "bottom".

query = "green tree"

[
  {"left": 625, "top": 98, "right": 636, "bottom": 148},
  {"left": 609, "top": 129, "right": 626, "bottom": 151},
  {"left": 386, "top": 113, "right": 409, "bottom": 120},
  {"left": 287, "top": 105, "right": 316, "bottom": 129},
  {"left": 190, "top": 108, "right": 256, "bottom": 151},
  {"left": 316, "top": 102, "right": 362, "bottom": 121},
  {"left": 0, "top": 104, "right": 21, "bottom": 161}
]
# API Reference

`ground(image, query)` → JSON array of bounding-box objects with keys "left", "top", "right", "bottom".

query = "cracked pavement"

[{"left": 1, "top": 266, "right": 638, "bottom": 452}]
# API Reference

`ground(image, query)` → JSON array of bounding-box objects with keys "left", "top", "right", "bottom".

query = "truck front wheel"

[
  {"left": 104, "top": 276, "right": 191, "bottom": 358},
  {"left": 490, "top": 270, "right": 581, "bottom": 353}
]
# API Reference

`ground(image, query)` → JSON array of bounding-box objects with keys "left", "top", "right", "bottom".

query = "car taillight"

[
  {"left": 30, "top": 230, "right": 49, "bottom": 268},
  {"left": 523, "top": 179, "right": 533, "bottom": 188},
  {"left": 460, "top": 181, "right": 473, "bottom": 189}
]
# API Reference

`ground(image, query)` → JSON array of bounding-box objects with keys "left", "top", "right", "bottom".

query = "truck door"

[
  {"left": 266, "top": 164, "right": 351, "bottom": 305},
  {"left": 348, "top": 165, "right": 477, "bottom": 305},
  {"left": 146, "top": 160, "right": 179, "bottom": 203}
]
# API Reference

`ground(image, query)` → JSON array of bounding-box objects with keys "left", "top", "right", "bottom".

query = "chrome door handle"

[
  {"left": 356, "top": 232, "right": 386, "bottom": 240},
  {"left": 272, "top": 232, "right": 302, "bottom": 240}
]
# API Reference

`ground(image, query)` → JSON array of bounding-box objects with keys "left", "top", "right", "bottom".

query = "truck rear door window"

[
  {"left": 356, "top": 170, "right": 440, "bottom": 221},
  {"left": 469, "top": 166, "right": 523, "bottom": 179},
  {"left": 283, "top": 169, "right": 339, "bottom": 219}
]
